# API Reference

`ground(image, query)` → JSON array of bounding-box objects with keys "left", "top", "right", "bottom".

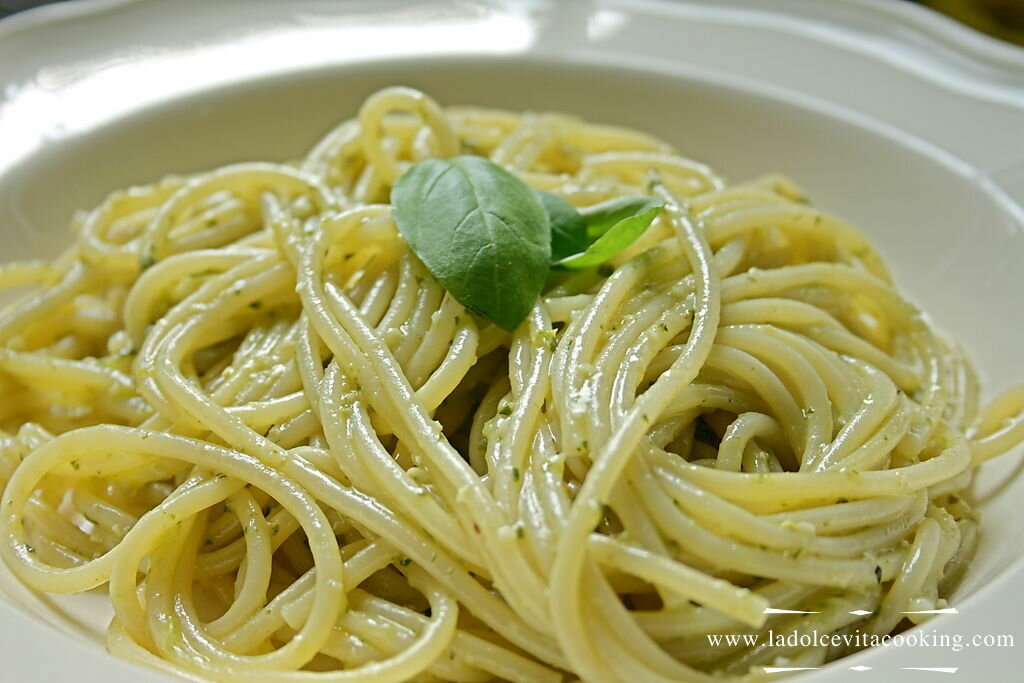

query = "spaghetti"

[{"left": 0, "top": 87, "right": 1022, "bottom": 682}]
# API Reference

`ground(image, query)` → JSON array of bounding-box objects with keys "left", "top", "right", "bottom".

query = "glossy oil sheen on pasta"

[{"left": 0, "top": 87, "right": 1022, "bottom": 683}]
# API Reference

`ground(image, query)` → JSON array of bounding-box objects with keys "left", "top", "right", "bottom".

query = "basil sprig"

[
  {"left": 579, "top": 196, "right": 663, "bottom": 240},
  {"left": 555, "top": 198, "right": 661, "bottom": 270},
  {"left": 534, "top": 190, "right": 588, "bottom": 261},
  {"left": 392, "top": 155, "right": 661, "bottom": 331}
]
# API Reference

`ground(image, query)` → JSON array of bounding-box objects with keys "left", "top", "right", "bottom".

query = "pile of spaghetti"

[{"left": 0, "top": 87, "right": 1021, "bottom": 682}]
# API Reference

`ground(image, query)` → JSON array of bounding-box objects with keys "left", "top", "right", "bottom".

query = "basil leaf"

[
  {"left": 534, "top": 190, "right": 587, "bottom": 262},
  {"left": 555, "top": 205, "right": 661, "bottom": 270},
  {"left": 580, "top": 196, "right": 662, "bottom": 240},
  {"left": 392, "top": 156, "right": 551, "bottom": 331}
]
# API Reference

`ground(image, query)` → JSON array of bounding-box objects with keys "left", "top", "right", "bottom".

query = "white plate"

[{"left": 1, "top": 0, "right": 1022, "bottom": 680}]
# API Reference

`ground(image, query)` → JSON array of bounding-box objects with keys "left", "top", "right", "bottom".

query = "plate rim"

[
  {"left": 3, "top": 0, "right": 1023, "bottom": 75},
  {"left": 0, "top": 1, "right": 1022, "bottom": 681}
]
